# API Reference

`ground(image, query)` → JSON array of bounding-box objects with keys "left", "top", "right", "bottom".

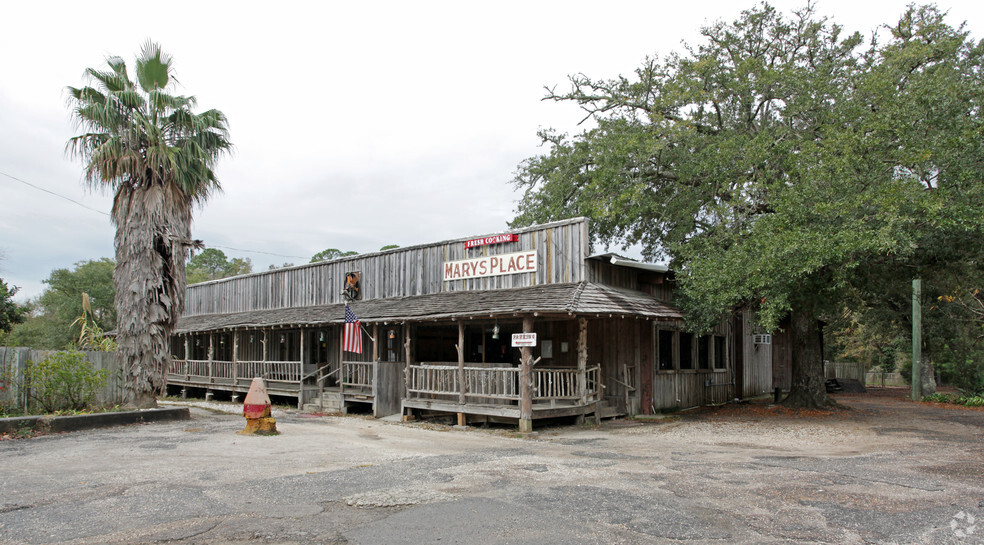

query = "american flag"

[{"left": 343, "top": 304, "right": 362, "bottom": 354}]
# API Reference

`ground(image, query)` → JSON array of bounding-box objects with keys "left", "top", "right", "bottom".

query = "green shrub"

[
  {"left": 25, "top": 351, "right": 108, "bottom": 413},
  {"left": 922, "top": 392, "right": 984, "bottom": 407},
  {"left": 957, "top": 395, "right": 984, "bottom": 407},
  {"left": 922, "top": 392, "right": 955, "bottom": 404}
]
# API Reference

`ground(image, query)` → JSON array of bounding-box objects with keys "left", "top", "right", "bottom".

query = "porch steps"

[
  {"left": 302, "top": 390, "right": 345, "bottom": 414},
  {"left": 597, "top": 400, "right": 625, "bottom": 419}
]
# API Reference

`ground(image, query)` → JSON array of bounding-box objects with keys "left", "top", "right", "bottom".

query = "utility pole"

[{"left": 912, "top": 278, "right": 922, "bottom": 401}]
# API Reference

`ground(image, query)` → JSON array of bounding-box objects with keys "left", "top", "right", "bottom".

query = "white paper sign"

[{"left": 512, "top": 333, "right": 537, "bottom": 347}]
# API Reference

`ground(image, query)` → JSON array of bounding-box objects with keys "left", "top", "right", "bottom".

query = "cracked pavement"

[{"left": 0, "top": 391, "right": 981, "bottom": 544}]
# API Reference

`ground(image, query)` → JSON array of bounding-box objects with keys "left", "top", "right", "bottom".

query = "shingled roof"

[{"left": 174, "top": 281, "right": 682, "bottom": 333}]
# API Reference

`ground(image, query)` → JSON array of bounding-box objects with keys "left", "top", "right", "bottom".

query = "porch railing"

[
  {"left": 167, "top": 359, "right": 302, "bottom": 383},
  {"left": 341, "top": 360, "right": 374, "bottom": 389},
  {"left": 408, "top": 364, "right": 600, "bottom": 405}
]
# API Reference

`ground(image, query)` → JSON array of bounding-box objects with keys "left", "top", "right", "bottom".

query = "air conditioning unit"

[{"left": 753, "top": 334, "right": 772, "bottom": 345}]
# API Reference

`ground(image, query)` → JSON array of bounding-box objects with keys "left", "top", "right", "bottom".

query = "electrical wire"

[{"left": 0, "top": 169, "right": 308, "bottom": 260}]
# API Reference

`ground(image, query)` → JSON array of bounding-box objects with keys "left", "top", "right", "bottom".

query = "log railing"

[
  {"left": 341, "top": 360, "right": 374, "bottom": 389},
  {"left": 408, "top": 363, "right": 600, "bottom": 405},
  {"left": 167, "top": 359, "right": 302, "bottom": 383}
]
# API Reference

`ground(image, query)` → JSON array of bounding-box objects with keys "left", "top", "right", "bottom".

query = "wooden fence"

[
  {"left": 0, "top": 348, "right": 124, "bottom": 410},
  {"left": 824, "top": 361, "right": 866, "bottom": 382}
]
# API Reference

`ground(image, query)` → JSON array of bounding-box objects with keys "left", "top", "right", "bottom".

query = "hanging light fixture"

[{"left": 492, "top": 321, "right": 500, "bottom": 340}]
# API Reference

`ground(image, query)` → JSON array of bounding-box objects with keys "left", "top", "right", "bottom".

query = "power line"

[
  {"left": 0, "top": 170, "right": 308, "bottom": 260},
  {"left": 207, "top": 245, "right": 306, "bottom": 260},
  {"left": 0, "top": 169, "right": 109, "bottom": 216}
]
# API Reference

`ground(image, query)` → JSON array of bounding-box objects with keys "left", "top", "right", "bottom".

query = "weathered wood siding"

[
  {"left": 184, "top": 218, "right": 589, "bottom": 316},
  {"left": 651, "top": 321, "right": 737, "bottom": 410},
  {"left": 772, "top": 317, "right": 793, "bottom": 391},
  {"left": 585, "top": 260, "right": 674, "bottom": 302},
  {"left": 587, "top": 317, "right": 648, "bottom": 415},
  {"left": 652, "top": 371, "right": 735, "bottom": 409},
  {"left": 740, "top": 307, "right": 774, "bottom": 397}
]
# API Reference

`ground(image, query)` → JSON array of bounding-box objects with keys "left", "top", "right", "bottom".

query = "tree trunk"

[
  {"left": 920, "top": 357, "right": 937, "bottom": 396},
  {"left": 781, "top": 309, "right": 835, "bottom": 408},
  {"left": 113, "top": 183, "right": 192, "bottom": 409}
]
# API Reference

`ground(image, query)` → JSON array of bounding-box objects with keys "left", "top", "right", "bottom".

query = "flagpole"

[{"left": 360, "top": 323, "right": 376, "bottom": 342}]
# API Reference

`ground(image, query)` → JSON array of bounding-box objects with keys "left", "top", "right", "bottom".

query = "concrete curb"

[{"left": 0, "top": 407, "right": 191, "bottom": 435}]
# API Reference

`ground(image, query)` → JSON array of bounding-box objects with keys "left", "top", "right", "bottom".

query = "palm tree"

[{"left": 67, "top": 41, "right": 231, "bottom": 408}]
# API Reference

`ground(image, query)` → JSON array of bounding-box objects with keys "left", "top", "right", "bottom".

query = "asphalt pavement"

[{"left": 0, "top": 392, "right": 981, "bottom": 544}]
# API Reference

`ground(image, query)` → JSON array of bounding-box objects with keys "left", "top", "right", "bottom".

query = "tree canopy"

[
  {"left": 310, "top": 249, "right": 358, "bottom": 263},
  {"left": 0, "top": 278, "right": 26, "bottom": 334},
  {"left": 1, "top": 259, "right": 115, "bottom": 349},
  {"left": 512, "top": 3, "right": 984, "bottom": 406},
  {"left": 186, "top": 248, "right": 252, "bottom": 283}
]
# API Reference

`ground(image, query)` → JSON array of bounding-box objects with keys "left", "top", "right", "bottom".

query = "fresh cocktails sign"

[{"left": 443, "top": 250, "right": 537, "bottom": 281}]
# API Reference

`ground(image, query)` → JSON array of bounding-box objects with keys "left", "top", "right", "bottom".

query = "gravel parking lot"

[{"left": 1, "top": 389, "right": 981, "bottom": 545}]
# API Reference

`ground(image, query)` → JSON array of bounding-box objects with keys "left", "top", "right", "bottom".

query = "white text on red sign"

[
  {"left": 464, "top": 234, "right": 519, "bottom": 249},
  {"left": 444, "top": 250, "right": 538, "bottom": 281}
]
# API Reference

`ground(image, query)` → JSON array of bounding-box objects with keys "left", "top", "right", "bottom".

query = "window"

[
  {"left": 657, "top": 329, "right": 674, "bottom": 371},
  {"left": 679, "top": 332, "right": 694, "bottom": 370},
  {"left": 697, "top": 335, "right": 711, "bottom": 370},
  {"left": 714, "top": 335, "right": 726, "bottom": 370}
]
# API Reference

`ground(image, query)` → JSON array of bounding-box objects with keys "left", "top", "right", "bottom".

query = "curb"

[{"left": 0, "top": 407, "right": 191, "bottom": 434}]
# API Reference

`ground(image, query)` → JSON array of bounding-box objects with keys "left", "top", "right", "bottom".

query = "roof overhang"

[
  {"left": 174, "top": 281, "right": 682, "bottom": 334},
  {"left": 587, "top": 253, "right": 669, "bottom": 273}
]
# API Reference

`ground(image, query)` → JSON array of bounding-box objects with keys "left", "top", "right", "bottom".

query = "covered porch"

[{"left": 169, "top": 281, "right": 683, "bottom": 428}]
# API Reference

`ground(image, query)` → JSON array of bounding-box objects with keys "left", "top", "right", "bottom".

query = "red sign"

[{"left": 464, "top": 233, "right": 519, "bottom": 249}]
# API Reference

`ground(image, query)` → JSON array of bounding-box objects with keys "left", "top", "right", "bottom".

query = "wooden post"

[
  {"left": 372, "top": 324, "right": 380, "bottom": 414},
  {"left": 373, "top": 324, "right": 379, "bottom": 362},
  {"left": 457, "top": 321, "right": 466, "bottom": 426},
  {"left": 519, "top": 315, "right": 534, "bottom": 433},
  {"left": 577, "top": 317, "right": 588, "bottom": 425},
  {"left": 338, "top": 326, "right": 345, "bottom": 397},
  {"left": 184, "top": 336, "right": 190, "bottom": 379},
  {"left": 404, "top": 324, "right": 413, "bottom": 421},
  {"left": 912, "top": 278, "right": 923, "bottom": 401},
  {"left": 208, "top": 333, "right": 214, "bottom": 382},
  {"left": 232, "top": 332, "right": 239, "bottom": 386},
  {"left": 262, "top": 329, "right": 268, "bottom": 363},
  {"left": 298, "top": 329, "right": 305, "bottom": 408}
]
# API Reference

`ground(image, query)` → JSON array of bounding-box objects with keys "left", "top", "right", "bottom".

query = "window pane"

[
  {"left": 658, "top": 330, "right": 674, "bottom": 370},
  {"left": 679, "top": 332, "right": 694, "bottom": 370},
  {"left": 714, "top": 336, "right": 726, "bottom": 369},
  {"left": 697, "top": 336, "right": 710, "bottom": 370}
]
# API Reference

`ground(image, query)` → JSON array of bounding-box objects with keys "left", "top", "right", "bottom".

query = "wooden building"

[{"left": 169, "top": 217, "right": 769, "bottom": 428}]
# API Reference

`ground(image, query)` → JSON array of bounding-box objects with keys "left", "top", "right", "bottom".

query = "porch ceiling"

[{"left": 174, "top": 281, "right": 682, "bottom": 333}]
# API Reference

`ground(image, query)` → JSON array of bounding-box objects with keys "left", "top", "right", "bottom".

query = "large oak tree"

[{"left": 512, "top": 4, "right": 984, "bottom": 407}]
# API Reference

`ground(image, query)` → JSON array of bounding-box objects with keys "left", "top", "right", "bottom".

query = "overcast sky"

[{"left": 2, "top": 0, "right": 982, "bottom": 301}]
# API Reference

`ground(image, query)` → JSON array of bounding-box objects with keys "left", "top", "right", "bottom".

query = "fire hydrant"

[{"left": 238, "top": 377, "right": 279, "bottom": 435}]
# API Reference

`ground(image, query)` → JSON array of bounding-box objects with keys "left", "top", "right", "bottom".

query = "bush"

[
  {"left": 957, "top": 395, "right": 984, "bottom": 407},
  {"left": 922, "top": 392, "right": 955, "bottom": 404},
  {"left": 921, "top": 392, "right": 984, "bottom": 407},
  {"left": 25, "top": 351, "right": 108, "bottom": 413}
]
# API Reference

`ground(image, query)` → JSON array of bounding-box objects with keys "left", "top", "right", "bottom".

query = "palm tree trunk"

[{"left": 113, "top": 183, "right": 192, "bottom": 409}]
